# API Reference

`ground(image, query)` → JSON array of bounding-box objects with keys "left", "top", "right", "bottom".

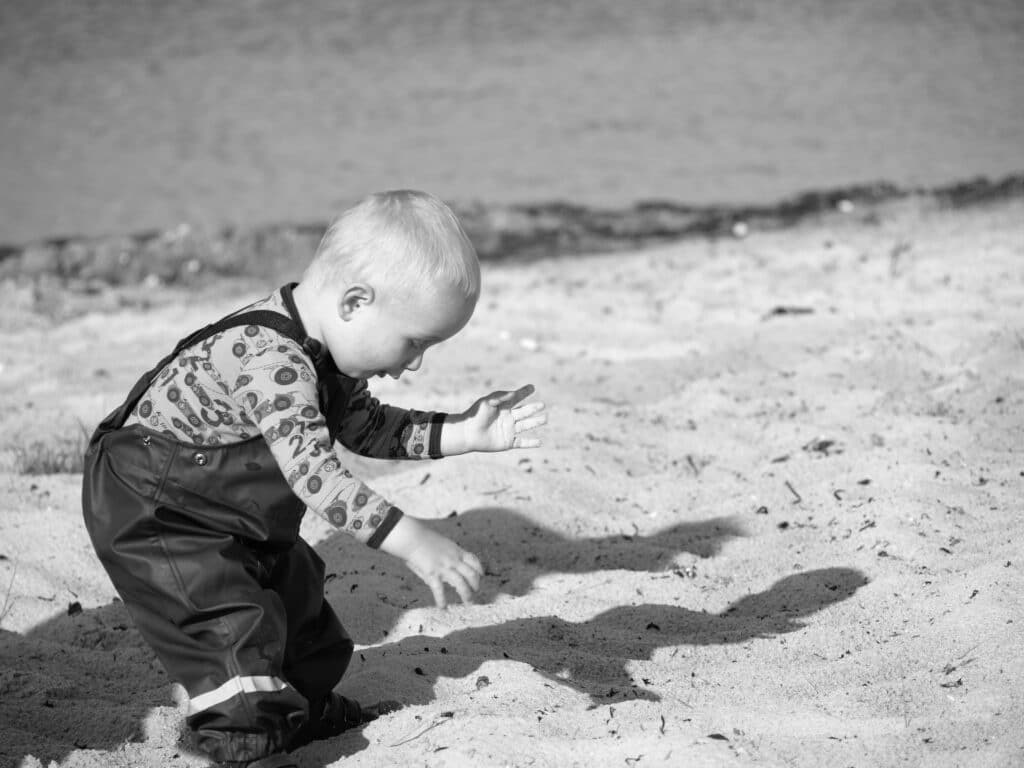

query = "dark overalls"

[{"left": 82, "top": 285, "right": 357, "bottom": 763}]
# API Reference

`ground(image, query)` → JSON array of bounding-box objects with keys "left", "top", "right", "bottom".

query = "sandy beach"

[
  {"left": 2, "top": 1, "right": 1023, "bottom": 765},
  {"left": 1, "top": 195, "right": 1021, "bottom": 767}
]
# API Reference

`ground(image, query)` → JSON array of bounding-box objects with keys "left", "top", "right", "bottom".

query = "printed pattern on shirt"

[{"left": 123, "top": 290, "right": 442, "bottom": 543}]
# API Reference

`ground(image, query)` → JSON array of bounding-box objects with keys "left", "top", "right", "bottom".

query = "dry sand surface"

[{"left": 1, "top": 201, "right": 1022, "bottom": 767}]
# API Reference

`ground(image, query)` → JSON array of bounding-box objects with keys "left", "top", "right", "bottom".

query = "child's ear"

[{"left": 338, "top": 284, "right": 374, "bottom": 320}]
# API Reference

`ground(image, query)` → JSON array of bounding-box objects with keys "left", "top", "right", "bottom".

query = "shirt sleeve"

[
  {"left": 335, "top": 379, "right": 447, "bottom": 460},
  {"left": 228, "top": 327, "right": 402, "bottom": 547}
]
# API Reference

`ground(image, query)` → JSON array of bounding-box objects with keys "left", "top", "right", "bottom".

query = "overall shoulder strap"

[
  {"left": 98, "top": 287, "right": 311, "bottom": 433},
  {"left": 173, "top": 309, "right": 306, "bottom": 353},
  {"left": 167, "top": 283, "right": 307, "bottom": 357}
]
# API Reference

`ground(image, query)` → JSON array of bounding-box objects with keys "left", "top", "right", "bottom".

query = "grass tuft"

[
  {"left": 14, "top": 422, "right": 90, "bottom": 475},
  {"left": 0, "top": 563, "right": 15, "bottom": 629}
]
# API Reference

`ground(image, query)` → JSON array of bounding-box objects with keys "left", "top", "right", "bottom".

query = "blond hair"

[{"left": 303, "top": 190, "right": 480, "bottom": 300}]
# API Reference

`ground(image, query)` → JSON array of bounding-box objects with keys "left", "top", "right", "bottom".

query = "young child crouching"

[{"left": 82, "top": 190, "right": 547, "bottom": 768}]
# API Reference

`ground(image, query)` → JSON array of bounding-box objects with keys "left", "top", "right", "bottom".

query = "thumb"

[
  {"left": 487, "top": 384, "right": 535, "bottom": 408},
  {"left": 485, "top": 391, "right": 513, "bottom": 407}
]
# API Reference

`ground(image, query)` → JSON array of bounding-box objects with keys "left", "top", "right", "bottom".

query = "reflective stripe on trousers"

[{"left": 188, "top": 675, "right": 291, "bottom": 716}]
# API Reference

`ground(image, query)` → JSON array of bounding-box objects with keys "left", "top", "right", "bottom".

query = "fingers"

[
  {"left": 513, "top": 410, "right": 547, "bottom": 434},
  {"left": 425, "top": 551, "right": 485, "bottom": 608},
  {"left": 446, "top": 551, "right": 484, "bottom": 604},
  {"left": 446, "top": 567, "right": 477, "bottom": 605},
  {"left": 510, "top": 402, "right": 546, "bottom": 449},
  {"left": 426, "top": 576, "right": 447, "bottom": 609},
  {"left": 513, "top": 435, "right": 543, "bottom": 449},
  {"left": 512, "top": 401, "right": 546, "bottom": 419},
  {"left": 461, "top": 550, "right": 485, "bottom": 585}
]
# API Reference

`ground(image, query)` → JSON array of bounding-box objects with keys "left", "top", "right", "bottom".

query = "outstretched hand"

[{"left": 460, "top": 384, "right": 547, "bottom": 452}]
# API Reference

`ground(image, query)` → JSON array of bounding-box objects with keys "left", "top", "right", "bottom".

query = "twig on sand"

[
  {"left": 0, "top": 563, "right": 17, "bottom": 628},
  {"left": 763, "top": 305, "right": 815, "bottom": 319},
  {"left": 784, "top": 480, "right": 803, "bottom": 504},
  {"left": 686, "top": 455, "right": 701, "bottom": 476},
  {"left": 388, "top": 711, "right": 455, "bottom": 747},
  {"left": 480, "top": 486, "right": 510, "bottom": 497}
]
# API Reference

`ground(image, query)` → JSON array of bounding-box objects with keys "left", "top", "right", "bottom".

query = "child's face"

[{"left": 324, "top": 280, "right": 476, "bottom": 380}]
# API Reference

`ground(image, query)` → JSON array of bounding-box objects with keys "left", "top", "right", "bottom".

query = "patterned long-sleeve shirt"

[{"left": 123, "top": 289, "right": 444, "bottom": 545}]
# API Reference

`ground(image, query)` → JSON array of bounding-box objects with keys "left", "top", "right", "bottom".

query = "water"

[{"left": 1, "top": 0, "right": 1022, "bottom": 242}]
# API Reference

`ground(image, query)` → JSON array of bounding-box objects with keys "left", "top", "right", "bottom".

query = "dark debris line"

[{"left": 1, "top": 174, "right": 1022, "bottom": 287}]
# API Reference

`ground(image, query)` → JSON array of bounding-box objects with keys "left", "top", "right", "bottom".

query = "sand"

[{"left": 1, "top": 199, "right": 1022, "bottom": 767}]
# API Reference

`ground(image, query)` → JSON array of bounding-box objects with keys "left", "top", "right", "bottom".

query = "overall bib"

[{"left": 82, "top": 285, "right": 357, "bottom": 763}]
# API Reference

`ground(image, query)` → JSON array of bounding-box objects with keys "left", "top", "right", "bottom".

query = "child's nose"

[{"left": 405, "top": 352, "right": 423, "bottom": 371}]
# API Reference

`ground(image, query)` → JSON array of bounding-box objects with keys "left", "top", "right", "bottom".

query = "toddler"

[{"left": 81, "top": 190, "right": 547, "bottom": 768}]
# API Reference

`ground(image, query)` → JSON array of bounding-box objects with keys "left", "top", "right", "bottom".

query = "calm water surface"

[{"left": 1, "top": 0, "right": 1022, "bottom": 241}]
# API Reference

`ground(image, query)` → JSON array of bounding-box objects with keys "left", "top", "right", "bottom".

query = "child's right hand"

[
  {"left": 404, "top": 526, "right": 484, "bottom": 607},
  {"left": 379, "top": 515, "right": 484, "bottom": 607}
]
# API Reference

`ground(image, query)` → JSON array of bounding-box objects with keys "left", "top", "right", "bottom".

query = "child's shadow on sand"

[
  {"left": 3, "top": 602, "right": 368, "bottom": 767},
  {"left": 447, "top": 505, "right": 744, "bottom": 597},
  {"left": 354, "top": 565, "right": 868, "bottom": 707},
  {"left": 319, "top": 505, "right": 745, "bottom": 644},
  {"left": 5, "top": 507, "right": 853, "bottom": 767},
  {"left": 319, "top": 506, "right": 867, "bottom": 708},
  {"left": 0, "top": 602, "right": 178, "bottom": 766}
]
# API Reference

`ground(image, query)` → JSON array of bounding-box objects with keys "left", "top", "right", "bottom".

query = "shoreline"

[{"left": 1, "top": 172, "right": 1022, "bottom": 291}]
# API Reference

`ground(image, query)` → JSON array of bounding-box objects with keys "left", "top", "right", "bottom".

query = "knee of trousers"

[
  {"left": 287, "top": 622, "right": 354, "bottom": 701},
  {"left": 334, "top": 634, "right": 354, "bottom": 677}
]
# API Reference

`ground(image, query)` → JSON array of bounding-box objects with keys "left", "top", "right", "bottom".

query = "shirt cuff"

[
  {"left": 428, "top": 413, "right": 446, "bottom": 459},
  {"left": 366, "top": 505, "right": 404, "bottom": 549}
]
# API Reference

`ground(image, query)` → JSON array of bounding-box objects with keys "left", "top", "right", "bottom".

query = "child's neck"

[{"left": 289, "top": 281, "right": 325, "bottom": 343}]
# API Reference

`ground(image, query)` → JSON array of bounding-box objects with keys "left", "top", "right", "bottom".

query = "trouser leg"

[
  {"left": 85, "top": 502, "right": 309, "bottom": 762},
  {"left": 271, "top": 538, "right": 353, "bottom": 707},
  {"left": 82, "top": 432, "right": 355, "bottom": 761}
]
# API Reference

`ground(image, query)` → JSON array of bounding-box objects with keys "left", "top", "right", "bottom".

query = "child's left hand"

[{"left": 459, "top": 384, "right": 547, "bottom": 452}]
